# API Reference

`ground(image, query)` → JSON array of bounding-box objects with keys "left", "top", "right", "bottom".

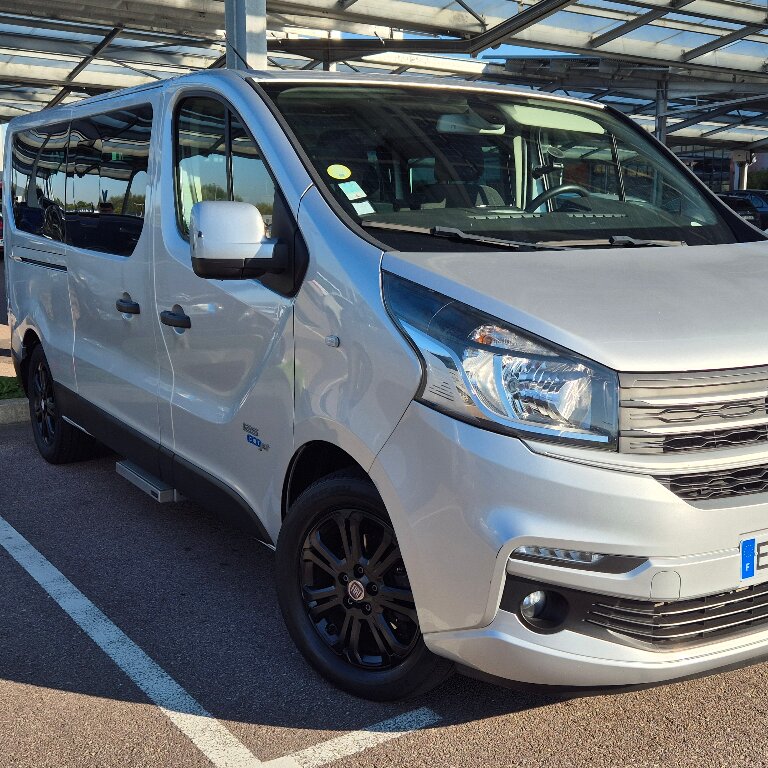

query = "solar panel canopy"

[{"left": 1, "top": 0, "right": 768, "bottom": 149}]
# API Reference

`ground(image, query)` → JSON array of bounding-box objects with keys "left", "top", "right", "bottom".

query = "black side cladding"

[{"left": 56, "top": 385, "right": 274, "bottom": 545}]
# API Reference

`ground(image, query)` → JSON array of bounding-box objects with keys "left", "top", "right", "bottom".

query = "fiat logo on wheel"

[{"left": 347, "top": 579, "right": 366, "bottom": 602}]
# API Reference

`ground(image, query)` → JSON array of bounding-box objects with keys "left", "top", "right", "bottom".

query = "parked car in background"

[
  {"left": 719, "top": 194, "right": 761, "bottom": 228},
  {"left": 726, "top": 189, "right": 768, "bottom": 229}
]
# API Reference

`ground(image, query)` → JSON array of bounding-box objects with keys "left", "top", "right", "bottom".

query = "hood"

[{"left": 382, "top": 241, "right": 768, "bottom": 373}]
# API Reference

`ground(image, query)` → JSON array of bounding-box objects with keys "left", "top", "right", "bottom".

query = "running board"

[{"left": 115, "top": 460, "right": 182, "bottom": 503}]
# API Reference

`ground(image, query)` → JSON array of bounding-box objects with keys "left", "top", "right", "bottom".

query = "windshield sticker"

[
  {"left": 352, "top": 200, "right": 375, "bottom": 215},
  {"left": 338, "top": 180, "right": 367, "bottom": 201},
  {"left": 327, "top": 164, "right": 352, "bottom": 180}
]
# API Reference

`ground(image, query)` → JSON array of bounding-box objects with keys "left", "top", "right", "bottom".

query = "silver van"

[{"left": 5, "top": 70, "right": 768, "bottom": 700}]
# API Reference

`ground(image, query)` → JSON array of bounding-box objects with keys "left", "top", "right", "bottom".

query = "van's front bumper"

[
  {"left": 370, "top": 401, "right": 768, "bottom": 688},
  {"left": 426, "top": 605, "right": 768, "bottom": 688}
]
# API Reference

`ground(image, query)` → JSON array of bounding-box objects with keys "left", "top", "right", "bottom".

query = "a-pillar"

[{"left": 225, "top": 0, "right": 267, "bottom": 70}]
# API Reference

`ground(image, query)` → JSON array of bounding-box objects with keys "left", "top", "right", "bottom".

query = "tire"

[
  {"left": 27, "top": 344, "right": 98, "bottom": 464},
  {"left": 276, "top": 470, "right": 454, "bottom": 701}
]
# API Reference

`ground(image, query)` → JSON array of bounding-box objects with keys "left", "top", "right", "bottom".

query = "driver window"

[
  {"left": 230, "top": 112, "right": 276, "bottom": 236},
  {"left": 175, "top": 97, "right": 228, "bottom": 235},
  {"left": 174, "top": 96, "right": 276, "bottom": 237}
]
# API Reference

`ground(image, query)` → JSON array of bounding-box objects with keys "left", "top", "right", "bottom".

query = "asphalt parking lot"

[
  {"left": 2, "top": 261, "right": 768, "bottom": 767},
  {"left": 4, "top": 426, "right": 768, "bottom": 767}
]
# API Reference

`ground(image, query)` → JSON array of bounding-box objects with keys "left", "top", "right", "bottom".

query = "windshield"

[{"left": 261, "top": 82, "right": 739, "bottom": 251}]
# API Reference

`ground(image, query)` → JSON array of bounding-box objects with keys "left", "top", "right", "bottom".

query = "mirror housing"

[{"left": 190, "top": 201, "right": 289, "bottom": 280}]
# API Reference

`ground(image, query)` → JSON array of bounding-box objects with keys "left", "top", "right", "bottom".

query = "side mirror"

[{"left": 190, "top": 201, "right": 289, "bottom": 280}]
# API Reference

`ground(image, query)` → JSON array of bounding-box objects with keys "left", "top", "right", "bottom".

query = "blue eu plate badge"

[{"left": 742, "top": 538, "right": 756, "bottom": 580}]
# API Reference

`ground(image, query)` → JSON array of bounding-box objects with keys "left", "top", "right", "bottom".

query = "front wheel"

[{"left": 276, "top": 471, "right": 453, "bottom": 700}]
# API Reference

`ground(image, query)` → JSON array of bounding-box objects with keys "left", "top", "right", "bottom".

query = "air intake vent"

[
  {"left": 587, "top": 581, "right": 768, "bottom": 646},
  {"left": 656, "top": 463, "right": 768, "bottom": 501}
]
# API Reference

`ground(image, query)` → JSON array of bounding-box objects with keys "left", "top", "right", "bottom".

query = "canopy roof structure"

[{"left": 2, "top": 0, "right": 768, "bottom": 148}]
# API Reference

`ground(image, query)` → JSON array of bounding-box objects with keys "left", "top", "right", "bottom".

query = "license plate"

[{"left": 741, "top": 536, "right": 768, "bottom": 580}]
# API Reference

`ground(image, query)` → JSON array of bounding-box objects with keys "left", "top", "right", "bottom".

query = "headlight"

[{"left": 383, "top": 273, "right": 618, "bottom": 449}]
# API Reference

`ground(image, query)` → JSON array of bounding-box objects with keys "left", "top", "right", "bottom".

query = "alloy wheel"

[
  {"left": 300, "top": 509, "right": 419, "bottom": 670},
  {"left": 31, "top": 360, "right": 57, "bottom": 447}
]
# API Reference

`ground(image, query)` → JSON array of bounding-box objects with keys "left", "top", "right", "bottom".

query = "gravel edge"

[{"left": 0, "top": 397, "right": 27, "bottom": 425}]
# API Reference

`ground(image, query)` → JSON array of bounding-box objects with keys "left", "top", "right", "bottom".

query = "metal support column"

[
  {"left": 654, "top": 79, "right": 669, "bottom": 144},
  {"left": 740, "top": 162, "right": 749, "bottom": 190},
  {"left": 225, "top": 0, "right": 267, "bottom": 70},
  {"left": 732, "top": 150, "right": 752, "bottom": 190}
]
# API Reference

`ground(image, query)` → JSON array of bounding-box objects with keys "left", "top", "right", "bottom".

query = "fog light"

[
  {"left": 516, "top": 588, "right": 569, "bottom": 632},
  {"left": 520, "top": 590, "right": 547, "bottom": 621}
]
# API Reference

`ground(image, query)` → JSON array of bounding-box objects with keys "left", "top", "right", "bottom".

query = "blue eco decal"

[{"left": 243, "top": 422, "right": 270, "bottom": 452}]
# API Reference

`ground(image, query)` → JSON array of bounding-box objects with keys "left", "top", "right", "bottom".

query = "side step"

[{"left": 116, "top": 460, "right": 183, "bottom": 503}]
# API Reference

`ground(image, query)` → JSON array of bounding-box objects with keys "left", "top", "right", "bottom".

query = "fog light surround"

[
  {"left": 509, "top": 546, "right": 647, "bottom": 574},
  {"left": 518, "top": 588, "right": 569, "bottom": 632},
  {"left": 514, "top": 545, "right": 605, "bottom": 565}
]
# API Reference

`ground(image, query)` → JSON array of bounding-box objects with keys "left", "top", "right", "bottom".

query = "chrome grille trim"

[{"left": 619, "top": 368, "right": 768, "bottom": 455}]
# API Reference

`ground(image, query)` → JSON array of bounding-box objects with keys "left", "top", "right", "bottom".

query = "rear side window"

[
  {"left": 174, "top": 96, "right": 276, "bottom": 236},
  {"left": 67, "top": 104, "right": 153, "bottom": 256},
  {"left": 11, "top": 123, "right": 69, "bottom": 242}
]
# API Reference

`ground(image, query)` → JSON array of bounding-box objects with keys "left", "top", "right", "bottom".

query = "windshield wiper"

[
  {"left": 533, "top": 235, "right": 687, "bottom": 249},
  {"left": 364, "top": 222, "right": 685, "bottom": 250},
  {"left": 361, "top": 221, "right": 564, "bottom": 250},
  {"left": 432, "top": 226, "right": 567, "bottom": 250},
  {"left": 608, "top": 235, "right": 687, "bottom": 248}
]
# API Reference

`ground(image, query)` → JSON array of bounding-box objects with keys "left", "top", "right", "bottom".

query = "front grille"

[
  {"left": 620, "top": 368, "right": 768, "bottom": 455},
  {"left": 657, "top": 463, "right": 768, "bottom": 501},
  {"left": 586, "top": 581, "right": 768, "bottom": 646}
]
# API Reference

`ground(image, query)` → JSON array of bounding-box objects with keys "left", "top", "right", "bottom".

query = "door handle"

[
  {"left": 160, "top": 309, "right": 191, "bottom": 329},
  {"left": 116, "top": 297, "right": 141, "bottom": 315}
]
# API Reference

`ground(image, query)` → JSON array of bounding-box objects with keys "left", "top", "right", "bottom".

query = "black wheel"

[
  {"left": 28, "top": 345, "right": 97, "bottom": 464},
  {"left": 276, "top": 471, "right": 453, "bottom": 701}
]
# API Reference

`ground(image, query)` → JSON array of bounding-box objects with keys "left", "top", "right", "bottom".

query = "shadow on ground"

[{"left": 0, "top": 421, "right": 562, "bottom": 737}]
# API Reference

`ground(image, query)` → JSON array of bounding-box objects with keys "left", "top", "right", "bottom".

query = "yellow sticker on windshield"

[{"left": 327, "top": 164, "right": 352, "bottom": 180}]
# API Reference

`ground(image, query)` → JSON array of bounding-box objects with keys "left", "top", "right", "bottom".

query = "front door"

[{"left": 154, "top": 90, "right": 295, "bottom": 537}]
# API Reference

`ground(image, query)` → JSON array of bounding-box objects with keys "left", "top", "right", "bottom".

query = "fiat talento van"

[{"left": 6, "top": 70, "right": 768, "bottom": 701}]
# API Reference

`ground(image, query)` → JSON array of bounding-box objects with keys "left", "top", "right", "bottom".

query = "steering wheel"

[{"left": 525, "top": 184, "right": 591, "bottom": 213}]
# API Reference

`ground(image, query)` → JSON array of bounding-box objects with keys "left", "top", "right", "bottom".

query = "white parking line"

[
  {"left": 266, "top": 708, "right": 441, "bottom": 768},
  {"left": 0, "top": 514, "right": 440, "bottom": 768},
  {"left": 0, "top": 514, "right": 263, "bottom": 768}
]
